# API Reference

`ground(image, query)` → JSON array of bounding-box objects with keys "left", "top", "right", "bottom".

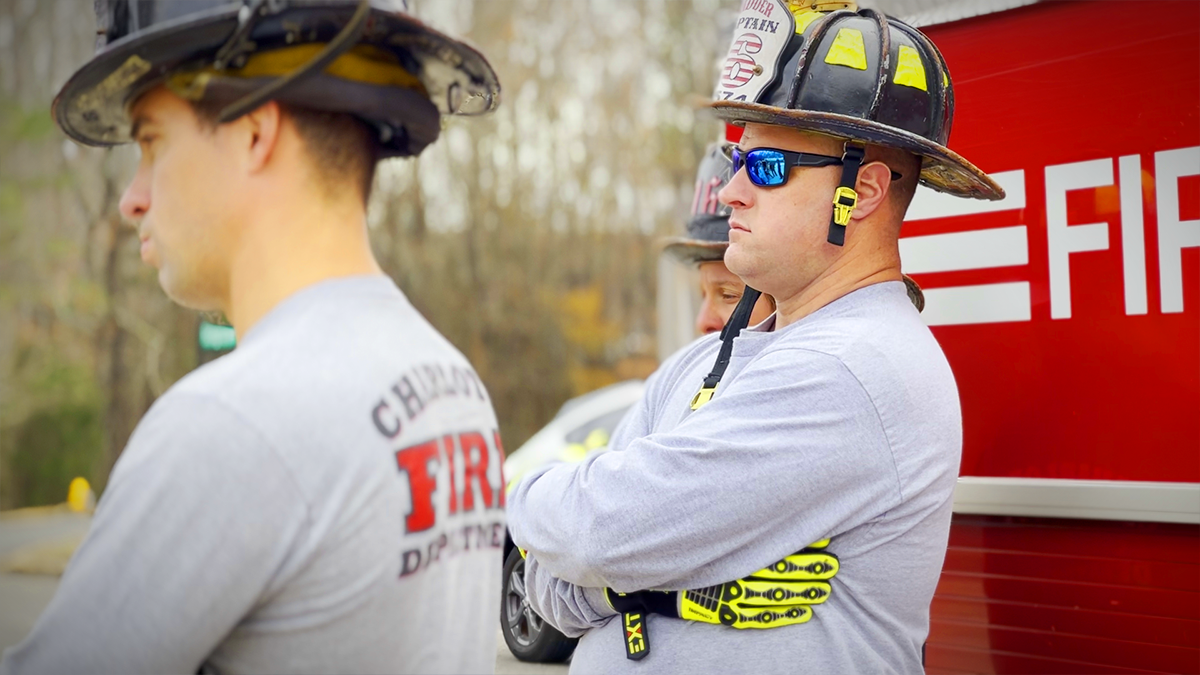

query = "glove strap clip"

[{"left": 622, "top": 611, "right": 649, "bottom": 660}]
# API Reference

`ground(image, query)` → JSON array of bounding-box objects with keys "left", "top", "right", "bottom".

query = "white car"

[{"left": 500, "top": 380, "right": 645, "bottom": 663}]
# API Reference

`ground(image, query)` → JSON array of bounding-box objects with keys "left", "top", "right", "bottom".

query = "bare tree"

[{"left": 0, "top": 0, "right": 730, "bottom": 506}]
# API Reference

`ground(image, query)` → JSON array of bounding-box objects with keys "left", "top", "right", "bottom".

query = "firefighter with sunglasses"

[
  {"left": 507, "top": 1, "right": 1003, "bottom": 673},
  {"left": 669, "top": 138, "right": 926, "bottom": 336}
]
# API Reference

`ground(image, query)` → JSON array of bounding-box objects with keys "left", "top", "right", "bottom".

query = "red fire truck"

[
  {"left": 503, "top": 1, "right": 1198, "bottom": 671},
  {"left": 905, "top": 2, "right": 1199, "bottom": 672}
]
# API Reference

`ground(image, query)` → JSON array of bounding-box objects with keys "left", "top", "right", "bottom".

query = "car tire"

[{"left": 501, "top": 547, "right": 579, "bottom": 663}]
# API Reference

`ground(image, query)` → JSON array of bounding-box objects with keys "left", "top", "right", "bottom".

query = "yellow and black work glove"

[{"left": 604, "top": 540, "right": 839, "bottom": 660}]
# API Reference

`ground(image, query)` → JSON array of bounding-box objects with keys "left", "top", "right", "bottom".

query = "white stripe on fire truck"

[
  {"left": 900, "top": 170, "right": 1030, "bottom": 327},
  {"left": 919, "top": 282, "right": 1031, "bottom": 327},
  {"left": 898, "top": 225, "right": 1028, "bottom": 274}
]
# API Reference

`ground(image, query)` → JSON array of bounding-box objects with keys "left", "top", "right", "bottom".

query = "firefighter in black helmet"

[
  {"left": 666, "top": 138, "right": 925, "bottom": 337},
  {"left": 506, "top": 2, "right": 1001, "bottom": 673},
  {"left": 1, "top": 2, "right": 504, "bottom": 674}
]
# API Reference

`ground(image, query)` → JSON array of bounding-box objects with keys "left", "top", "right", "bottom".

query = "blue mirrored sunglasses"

[{"left": 729, "top": 146, "right": 902, "bottom": 188}]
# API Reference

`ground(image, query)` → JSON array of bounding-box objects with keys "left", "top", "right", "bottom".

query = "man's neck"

[
  {"left": 226, "top": 198, "right": 382, "bottom": 341},
  {"left": 772, "top": 237, "right": 902, "bottom": 329}
]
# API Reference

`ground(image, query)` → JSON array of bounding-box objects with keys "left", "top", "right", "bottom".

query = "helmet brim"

[
  {"left": 661, "top": 237, "right": 728, "bottom": 264},
  {"left": 52, "top": 2, "right": 499, "bottom": 152},
  {"left": 712, "top": 101, "right": 1005, "bottom": 202},
  {"left": 902, "top": 274, "right": 925, "bottom": 313}
]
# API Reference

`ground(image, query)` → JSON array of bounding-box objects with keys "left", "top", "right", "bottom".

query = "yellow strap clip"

[
  {"left": 690, "top": 386, "right": 717, "bottom": 410},
  {"left": 832, "top": 186, "right": 858, "bottom": 227}
]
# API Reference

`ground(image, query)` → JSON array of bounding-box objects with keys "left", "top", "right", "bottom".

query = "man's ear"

[
  {"left": 849, "top": 161, "right": 894, "bottom": 222},
  {"left": 240, "top": 100, "right": 283, "bottom": 174}
]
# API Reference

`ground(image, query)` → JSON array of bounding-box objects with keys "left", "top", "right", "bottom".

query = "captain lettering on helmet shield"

[
  {"left": 0, "top": 2, "right": 505, "bottom": 674},
  {"left": 506, "top": 1, "right": 1003, "bottom": 673}
]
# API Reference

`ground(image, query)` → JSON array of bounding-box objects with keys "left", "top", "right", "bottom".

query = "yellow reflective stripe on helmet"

[
  {"left": 792, "top": 9, "right": 825, "bottom": 34},
  {"left": 824, "top": 28, "right": 867, "bottom": 70},
  {"left": 893, "top": 44, "right": 928, "bottom": 91},
  {"left": 169, "top": 43, "right": 426, "bottom": 100}
]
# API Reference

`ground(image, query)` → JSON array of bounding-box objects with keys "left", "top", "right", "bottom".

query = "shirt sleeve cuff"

[{"left": 579, "top": 585, "right": 618, "bottom": 621}]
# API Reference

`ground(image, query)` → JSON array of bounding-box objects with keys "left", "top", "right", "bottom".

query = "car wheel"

[{"left": 501, "top": 547, "right": 578, "bottom": 663}]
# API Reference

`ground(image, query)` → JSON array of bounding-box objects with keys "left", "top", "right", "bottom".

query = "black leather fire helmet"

[
  {"left": 663, "top": 142, "right": 735, "bottom": 265},
  {"left": 711, "top": 0, "right": 1003, "bottom": 244},
  {"left": 52, "top": 0, "right": 500, "bottom": 158}
]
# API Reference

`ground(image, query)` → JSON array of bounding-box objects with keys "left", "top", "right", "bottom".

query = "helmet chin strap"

[
  {"left": 828, "top": 142, "right": 865, "bottom": 246},
  {"left": 688, "top": 143, "right": 869, "bottom": 410},
  {"left": 689, "top": 285, "right": 763, "bottom": 410}
]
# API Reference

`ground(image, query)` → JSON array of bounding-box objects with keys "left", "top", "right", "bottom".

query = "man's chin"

[
  {"left": 158, "top": 269, "right": 222, "bottom": 312},
  {"left": 723, "top": 249, "right": 755, "bottom": 283}
]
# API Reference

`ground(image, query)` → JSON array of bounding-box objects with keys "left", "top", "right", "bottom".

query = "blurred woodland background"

[{"left": 0, "top": 0, "right": 734, "bottom": 508}]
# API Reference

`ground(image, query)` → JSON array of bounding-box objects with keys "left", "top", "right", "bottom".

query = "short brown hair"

[{"left": 189, "top": 99, "right": 380, "bottom": 204}]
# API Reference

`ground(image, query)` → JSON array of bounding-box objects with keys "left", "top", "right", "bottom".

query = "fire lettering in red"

[
  {"left": 395, "top": 440, "right": 440, "bottom": 533},
  {"left": 460, "top": 431, "right": 495, "bottom": 511}
]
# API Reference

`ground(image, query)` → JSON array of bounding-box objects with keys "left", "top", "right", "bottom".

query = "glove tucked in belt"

[{"left": 604, "top": 540, "right": 840, "bottom": 660}]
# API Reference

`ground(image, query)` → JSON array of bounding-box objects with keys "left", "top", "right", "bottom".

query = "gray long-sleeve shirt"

[
  {"left": 507, "top": 281, "right": 962, "bottom": 674},
  {"left": 1, "top": 277, "right": 505, "bottom": 675}
]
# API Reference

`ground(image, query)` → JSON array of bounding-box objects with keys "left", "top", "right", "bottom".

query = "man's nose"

[
  {"left": 718, "top": 166, "right": 753, "bottom": 209},
  {"left": 118, "top": 167, "right": 150, "bottom": 224},
  {"left": 695, "top": 299, "right": 726, "bottom": 335}
]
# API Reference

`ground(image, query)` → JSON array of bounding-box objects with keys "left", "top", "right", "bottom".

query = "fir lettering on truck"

[{"left": 899, "top": 146, "right": 1200, "bottom": 326}]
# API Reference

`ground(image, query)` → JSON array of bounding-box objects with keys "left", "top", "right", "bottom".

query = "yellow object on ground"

[{"left": 67, "top": 477, "right": 94, "bottom": 513}]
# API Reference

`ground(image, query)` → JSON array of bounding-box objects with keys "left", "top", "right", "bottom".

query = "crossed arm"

[{"left": 507, "top": 348, "right": 900, "bottom": 634}]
